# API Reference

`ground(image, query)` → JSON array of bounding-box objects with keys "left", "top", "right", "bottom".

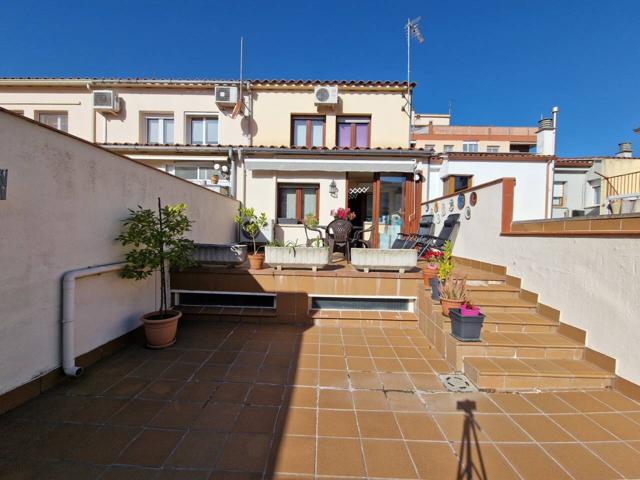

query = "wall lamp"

[{"left": 329, "top": 179, "right": 338, "bottom": 198}]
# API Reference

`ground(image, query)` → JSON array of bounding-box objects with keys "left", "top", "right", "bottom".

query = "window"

[
  {"left": 462, "top": 142, "right": 478, "bottom": 153},
  {"left": 552, "top": 181, "right": 565, "bottom": 206},
  {"left": 174, "top": 165, "right": 222, "bottom": 181},
  {"left": 292, "top": 116, "right": 325, "bottom": 147},
  {"left": 590, "top": 180, "right": 601, "bottom": 206},
  {"left": 444, "top": 175, "right": 472, "bottom": 195},
  {"left": 424, "top": 144, "right": 436, "bottom": 153},
  {"left": 189, "top": 116, "right": 218, "bottom": 145},
  {"left": 146, "top": 116, "right": 174, "bottom": 144},
  {"left": 487, "top": 145, "right": 500, "bottom": 153},
  {"left": 277, "top": 184, "right": 319, "bottom": 222},
  {"left": 443, "top": 145, "right": 454, "bottom": 153},
  {"left": 337, "top": 117, "right": 370, "bottom": 148},
  {"left": 38, "top": 112, "right": 68, "bottom": 132}
]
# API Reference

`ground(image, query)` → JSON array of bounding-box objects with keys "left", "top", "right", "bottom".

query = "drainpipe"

[
  {"left": 87, "top": 82, "right": 96, "bottom": 143},
  {"left": 545, "top": 157, "right": 553, "bottom": 218},
  {"left": 247, "top": 82, "right": 254, "bottom": 146},
  {"left": 228, "top": 147, "right": 236, "bottom": 198},
  {"left": 62, "top": 262, "right": 125, "bottom": 377},
  {"left": 238, "top": 147, "right": 246, "bottom": 206}
]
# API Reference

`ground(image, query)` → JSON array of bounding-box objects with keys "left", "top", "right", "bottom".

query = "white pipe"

[{"left": 62, "top": 262, "right": 125, "bottom": 377}]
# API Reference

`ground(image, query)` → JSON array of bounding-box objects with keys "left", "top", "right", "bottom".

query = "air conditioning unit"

[
  {"left": 215, "top": 86, "right": 238, "bottom": 106},
  {"left": 314, "top": 86, "right": 338, "bottom": 105},
  {"left": 92, "top": 90, "right": 120, "bottom": 113}
]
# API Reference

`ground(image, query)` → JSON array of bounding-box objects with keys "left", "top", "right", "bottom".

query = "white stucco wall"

[
  {"left": 434, "top": 180, "right": 640, "bottom": 385},
  {"left": 0, "top": 111, "right": 239, "bottom": 395}
]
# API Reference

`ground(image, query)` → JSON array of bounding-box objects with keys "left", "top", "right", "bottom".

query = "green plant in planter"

[
  {"left": 304, "top": 213, "right": 319, "bottom": 228},
  {"left": 437, "top": 240, "right": 454, "bottom": 284},
  {"left": 234, "top": 206, "right": 268, "bottom": 254},
  {"left": 436, "top": 240, "right": 467, "bottom": 301},
  {"left": 117, "top": 198, "right": 195, "bottom": 318}
]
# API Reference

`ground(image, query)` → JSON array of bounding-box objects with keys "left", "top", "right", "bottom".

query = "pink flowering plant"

[{"left": 331, "top": 207, "right": 356, "bottom": 221}]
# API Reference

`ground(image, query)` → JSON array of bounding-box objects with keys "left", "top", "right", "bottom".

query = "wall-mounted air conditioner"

[
  {"left": 314, "top": 86, "right": 338, "bottom": 105},
  {"left": 215, "top": 86, "right": 238, "bottom": 106},
  {"left": 92, "top": 90, "right": 120, "bottom": 113}
]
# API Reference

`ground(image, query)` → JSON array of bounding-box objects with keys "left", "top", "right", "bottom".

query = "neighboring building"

[{"left": 412, "top": 112, "right": 537, "bottom": 153}]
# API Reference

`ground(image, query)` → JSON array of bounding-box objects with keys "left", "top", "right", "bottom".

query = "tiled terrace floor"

[{"left": 2, "top": 321, "right": 640, "bottom": 479}]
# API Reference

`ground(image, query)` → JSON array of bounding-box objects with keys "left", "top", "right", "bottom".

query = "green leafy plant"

[
  {"left": 117, "top": 198, "right": 195, "bottom": 317},
  {"left": 438, "top": 277, "right": 467, "bottom": 301},
  {"left": 234, "top": 206, "right": 267, "bottom": 254},
  {"left": 304, "top": 213, "right": 319, "bottom": 228},
  {"left": 437, "top": 240, "right": 454, "bottom": 283},
  {"left": 266, "top": 239, "right": 301, "bottom": 256}
]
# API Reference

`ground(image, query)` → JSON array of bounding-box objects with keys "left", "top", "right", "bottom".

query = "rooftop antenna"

[
  {"left": 406, "top": 16, "right": 424, "bottom": 147},
  {"left": 448, "top": 99, "right": 453, "bottom": 118}
]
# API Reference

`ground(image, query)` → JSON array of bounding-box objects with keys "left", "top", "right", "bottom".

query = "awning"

[{"left": 244, "top": 158, "right": 416, "bottom": 173}]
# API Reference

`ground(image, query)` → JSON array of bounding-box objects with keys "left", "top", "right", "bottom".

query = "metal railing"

[{"left": 605, "top": 170, "right": 640, "bottom": 198}]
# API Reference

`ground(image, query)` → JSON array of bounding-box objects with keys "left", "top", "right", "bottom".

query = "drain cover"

[{"left": 438, "top": 373, "right": 478, "bottom": 393}]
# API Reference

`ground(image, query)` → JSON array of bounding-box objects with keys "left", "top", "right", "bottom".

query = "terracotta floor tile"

[
  {"left": 432, "top": 413, "right": 489, "bottom": 442},
  {"left": 212, "top": 382, "right": 251, "bottom": 404},
  {"left": 423, "top": 392, "right": 501, "bottom": 413},
  {"left": 498, "top": 444, "right": 572, "bottom": 480},
  {"left": 175, "top": 381, "right": 219, "bottom": 402},
  {"left": 394, "top": 346, "right": 422, "bottom": 358},
  {"left": 117, "top": 428, "right": 184, "bottom": 467},
  {"left": 362, "top": 439, "right": 418, "bottom": 478},
  {"left": 428, "top": 359, "right": 452, "bottom": 373},
  {"left": 278, "top": 407, "right": 316, "bottom": 436},
  {"left": 108, "top": 399, "right": 165, "bottom": 427},
  {"left": 318, "top": 389, "right": 353, "bottom": 409},
  {"left": 474, "top": 414, "right": 532, "bottom": 442},
  {"left": 288, "top": 368, "right": 318, "bottom": 386},
  {"left": 344, "top": 345, "right": 370, "bottom": 356},
  {"left": 450, "top": 442, "right": 521, "bottom": 480},
  {"left": 510, "top": 414, "right": 575, "bottom": 442},
  {"left": 284, "top": 386, "right": 316, "bottom": 408},
  {"left": 319, "top": 355, "right": 347, "bottom": 371},
  {"left": 162, "top": 362, "right": 199, "bottom": 380},
  {"left": 193, "top": 402, "right": 242, "bottom": 431},
  {"left": 550, "top": 414, "right": 617, "bottom": 442},
  {"left": 349, "top": 372, "right": 383, "bottom": 389},
  {"left": 233, "top": 405, "right": 278, "bottom": 434},
  {"left": 320, "top": 344, "right": 345, "bottom": 356},
  {"left": 357, "top": 411, "right": 403, "bottom": 439},
  {"left": 217, "top": 433, "right": 272, "bottom": 472},
  {"left": 396, "top": 412, "right": 445, "bottom": 440},
  {"left": 194, "top": 365, "right": 229, "bottom": 382},
  {"left": 489, "top": 393, "right": 541, "bottom": 414},
  {"left": 346, "top": 357, "right": 375, "bottom": 371},
  {"left": 586, "top": 390, "right": 640, "bottom": 411},
  {"left": 166, "top": 430, "right": 226, "bottom": 468},
  {"left": 100, "top": 466, "right": 158, "bottom": 480},
  {"left": 297, "top": 355, "right": 318, "bottom": 369},
  {"left": 318, "top": 409, "right": 359, "bottom": 437},
  {"left": 72, "top": 397, "right": 128, "bottom": 423},
  {"left": 543, "top": 443, "right": 620, "bottom": 480},
  {"left": 246, "top": 385, "right": 284, "bottom": 406},
  {"left": 374, "top": 357, "right": 404, "bottom": 372},
  {"left": 208, "top": 351, "right": 239, "bottom": 365},
  {"left": 316, "top": 437, "right": 366, "bottom": 477},
  {"left": 588, "top": 412, "right": 640, "bottom": 440},
  {"left": 378, "top": 372, "right": 414, "bottom": 390},
  {"left": 369, "top": 346, "right": 395, "bottom": 358},
  {"left": 318, "top": 370, "right": 350, "bottom": 388},
  {"left": 352, "top": 390, "right": 390, "bottom": 410},
  {"left": 553, "top": 391, "right": 614, "bottom": 413},
  {"left": 105, "top": 377, "right": 150, "bottom": 397},
  {"left": 407, "top": 441, "right": 458, "bottom": 479},
  {"left": 149, "top": 401, "right": 204, "bottom": 429},
  {"left": 256, "top": 366, "right": 289, "bottom": 384},
  {"left": 410, "top": 373, "right": 444, "bottom": 391},
  {"left": 270, "top": 435, "right": 315, "bottom": 475},
  {"left": 67, "top": 425, "right": 140, "bottom": 464},
  {"left": 225, "top": 365, "right": 260, "bottom": 383},
  {"left": 521, "top": 392, "right": 578, "bottom": 414},
  {"left": 386, "top": 391, "right": 425, "bottom": 412},
  {"left": 589, "top": 442, "right": 640, "bottom": 478},
  {"left": 158, "top": 469, "right": 210, "bottom": 480}
]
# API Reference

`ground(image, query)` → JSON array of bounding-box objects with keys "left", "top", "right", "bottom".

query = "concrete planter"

[
  {"left": 193, "top": 244, "right": 247, "bottom": 266},
  {"left": 351, "top": 248, "right": 417, "bottom": 273},
  {"left": 265, "top": 246, "right": 330, "bottom": 271}
]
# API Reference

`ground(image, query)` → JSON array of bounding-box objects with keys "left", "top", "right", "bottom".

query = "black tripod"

[{"left": 456, "top": 400, "right": 487, "bottom": 480}]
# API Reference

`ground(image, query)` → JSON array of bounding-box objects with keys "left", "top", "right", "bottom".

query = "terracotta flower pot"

[
  {"left": 440, "top": 297, "right": 464, "bottom": 317},
  {"left": 210, "top": 175, "right": 219, "bottom": 185},
  {"left": 422, "top": 266, "right": 438, "bottom": 286},
  {"left": 248, "top": 253, "right": 265, "bottom": 270},
  {"left": 142, "top": 310, "right": 181, "bottom": 349}
]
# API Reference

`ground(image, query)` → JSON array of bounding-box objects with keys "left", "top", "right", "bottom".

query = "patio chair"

[
  {"left": 350, "top": 225, "right": 374, "bottom": 249},
  {"left": 326, "top": 219, "right": 353, "bottom": 261},
  {"left": 416, "top": 213, "right": 460, "bottom": 257},
  {"left": 304, "top": 223, "right": 326, "bottom": 247},
  {"left": 390, "top": 214, "right": 435, "bottom": 249}
]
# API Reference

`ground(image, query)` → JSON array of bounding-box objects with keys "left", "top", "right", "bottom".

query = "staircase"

[{"left": 421, "top": 262, "right": 615, "bottom": 391}]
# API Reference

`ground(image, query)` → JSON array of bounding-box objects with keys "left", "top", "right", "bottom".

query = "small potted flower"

[
  {"left": 449, "top": 301, "right": 485, "bottom": 342},
  {"left": 422, "top": 249, "right": 442, "bottom": 287},
  {"left": 331, "top": 207, "right": 356, "bottom": 222},
  {"left": 234, "top": 206, "right": 268, "bottom": 270}
]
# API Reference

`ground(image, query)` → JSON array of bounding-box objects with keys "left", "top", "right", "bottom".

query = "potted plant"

[
  {"left": 234, "top": 206, "right": 268, "bottom": 270},
  {"left": 449, "top": 301, "right": 486, "bottom": 342},
  {"left": 304, "top": 213, "right": 319, "bottom": 228},
  {"left": 118, "top": 198, "right": 196, "bottom": 349},
  {"left": 331, "top": 207, "right": 356, "bottom": 222},
  {"left": 437, "top": 240, "right": 467, "bottom": 316},
  {"left": 422, "top": 249, "right": 442, "bottom": 286},
  {"left": 265, "top": 239, "right": 331, "bottom": 271},
  {"left": 210, "top": 174, "right": 219, "bottom": 185}
]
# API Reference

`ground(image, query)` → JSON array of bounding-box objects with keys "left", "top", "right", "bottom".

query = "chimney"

[
  {"left": 536, "top": 106, "right": 558, "bottom": 155},
  {"left": 616, "top": 142, "right": 633, "bottom": 158}
]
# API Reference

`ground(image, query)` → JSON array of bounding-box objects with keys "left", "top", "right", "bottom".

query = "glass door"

[{"left": 376, "top": 175, "right": 406, "bottom": 248}]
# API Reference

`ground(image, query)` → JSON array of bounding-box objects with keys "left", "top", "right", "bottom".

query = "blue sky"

[{"left": 1, "top": 0, "right": 638, "bottom": 156}]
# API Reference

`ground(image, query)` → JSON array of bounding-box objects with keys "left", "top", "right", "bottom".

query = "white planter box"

[
  {"left": 265, "top": 246, "right": 331, "bottom": 271},
  {"left": 193, "top": 244, "right": 247, "bottom": 266},
  {"left": 351, "top": 248, "right": 418, "bottom": 273}
]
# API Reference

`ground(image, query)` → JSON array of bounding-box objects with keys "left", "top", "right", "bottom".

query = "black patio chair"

[
  {"left": 416, "top": 213, "right": 460, "bottom": 257},
  {"left": 326, "top": 219, "right": 353, "bottom": 261},
  {"left": 391, "top": 214, "right": 435, "bottom": 249},
  {"left": 304, "top": 223, "right": 326, "bottom": 247},
  {"left": 350, "top": 225, "right": 374, "bottom": 249}
]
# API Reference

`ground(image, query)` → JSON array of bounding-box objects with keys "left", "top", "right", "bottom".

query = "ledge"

[{"left": 506, "top": 214, "right": 640, "bottom": 237}]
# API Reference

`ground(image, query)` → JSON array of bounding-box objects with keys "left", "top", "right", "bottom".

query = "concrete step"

[
  {"left": 444, "top": 331, "right": 585, "bottom": 370},
  {"left": 466, "top": 284, "right": 522, "bottom": 300},
  {"left": 464, "top": 357, "right": 615, "bottom": 391},
  {"left": 432, "top": 294, "right": 538, "bottom": 314},
  {"left": 438, "top": 311, "right": 558, "bottom": 333}
]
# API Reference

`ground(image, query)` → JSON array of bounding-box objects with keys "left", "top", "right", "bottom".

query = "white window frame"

[
  {"left": 166, "top": 164, "right": 225, "bottom": 183},
  {"left": 443, "top": 145, "right": 454, "bottom": 153},
  {"left": 487, "top": 145, "right": 500, "bottom": 153},
  {"left": 589, "top": 180, "right": 601, "bottom": 207},
  {"left": 463, "top": 142, "right": 478, "bottom": 153},
  {"left": 552, "top": 181, "right": 565, "bottom": 207},
  {"left": 187, "top": 114, "right": 219, "bottom": 145},
  {"left": 37, "top": 111, "right": 68, "bottom": 132},
  {"left": 144, "top": 115, "right": 174, "bottom": 144}
]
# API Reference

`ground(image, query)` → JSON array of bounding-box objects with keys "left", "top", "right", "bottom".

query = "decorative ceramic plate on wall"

[
  {"left": 470, "top": 191, "right": 478, "bottom": 206},
  {"left": 435, "top": 213, "right": 441, "bottom": 224},
  {"left": 465, "top": 206, "right": 471, "bottom": 219},
  {"left": 433, "top": 202, "right": 438, "bottom": 213},
  {"left": 457, "top": 193, "right": 465, "bottom": 210}
]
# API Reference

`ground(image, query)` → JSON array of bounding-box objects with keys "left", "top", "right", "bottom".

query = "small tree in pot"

[
  {"left": 235, "top": 206, "right": 268, "bottom": 269},
  {"left": 437, "top": 240, "right": 467, "bottom": 316},
  {"left": 117, "top": 198, "right": 195, "bottom": 348}
]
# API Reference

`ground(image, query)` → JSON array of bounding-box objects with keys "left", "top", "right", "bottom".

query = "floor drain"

[{"left": 438, "top": 373, "right": 478, "bottom": 393}]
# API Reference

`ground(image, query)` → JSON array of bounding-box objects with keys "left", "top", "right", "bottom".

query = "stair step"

[
  {"left": 439, "top": 312, "right": 558, "bottom": 333},
  {"left": 432, "top": 297, "right": 538, "bottom": 314},
  {"left": 467, "top": 284, "right": 522, "bottom": 300},
  {"left": 464, "top": 357, "right": 615, "bottom": 391}
]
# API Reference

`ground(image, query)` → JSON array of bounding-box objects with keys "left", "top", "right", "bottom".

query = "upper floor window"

[
  {"left": 189, "top": 116, "right": 218, "bottom": 145},
  {"left": 424, "top": 144, "right": 436, "bottom": 153},
  {"left": 443, "top": 145, "right": 454, "bottom": 153},
  {"left": 463, "top": 142, "right": 478, "bottom": 153},
  {"left": 444, "top": 175, "right": 472, "bottom": 195},
  {"left": 38, "top": 112, "right": 68, "bottom": 132},
  {"left": 487, "top": 145, "right": 500, "bottom": 153},
  {"left": 146, "top": 116, "right": 174, "bottom": 144},
  {"left": 552, "top": 181, "right": 565, "bottom": 206},
  {"left": 337, "top": 117, "right": 370, "bottom": 148},
  {"left": 292, "top": 116, "right": 325, "bottom": 147},
  {"left": 589, "top": 180, "right": 601, "bottom": 206}
]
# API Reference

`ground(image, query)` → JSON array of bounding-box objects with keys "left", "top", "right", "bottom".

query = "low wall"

[
  {"left": 425, "top": 179, "right": 640, "bottom": 385},
  {"left": 0, "top": 110, "right": 239, "bottom": 397}
]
